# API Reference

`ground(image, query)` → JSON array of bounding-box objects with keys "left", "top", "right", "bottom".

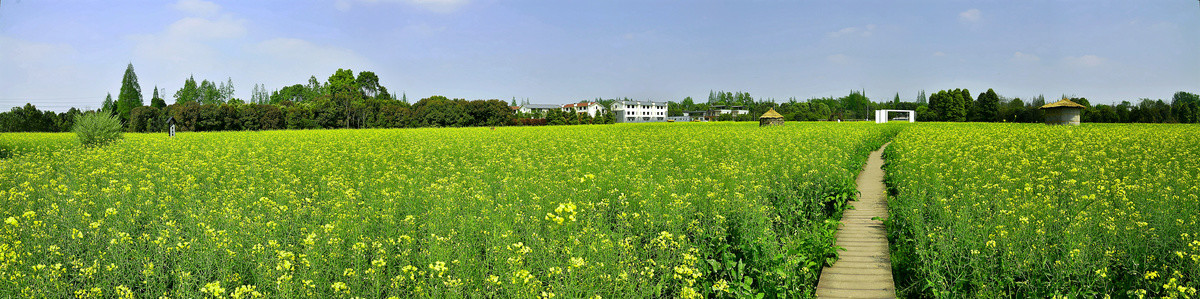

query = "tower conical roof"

[{"left": 760, "top": 108, "right": 784, "bottom": 119}]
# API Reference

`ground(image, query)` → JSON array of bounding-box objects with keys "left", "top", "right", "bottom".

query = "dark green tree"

[
  {"left": 116, "top": 63, "right": 144, "bottom": 124},
  {"left": 355, "top": 71, "right": 380, "bottom": 98},
  {"left": 199, "top": 80, "right": 222, "bottom": 105},
  {"left": 327, "top": 68, "right": 362, "bottom": 128},
  {"left": 151, "top": 86, "right": 167, "bottom": 109},
  {"left": 102, "top": 93, "right": 116, "bottom": 115},
  {"left": 174, "top": 75, "right": 200, "bottom": 104},
  {"left": 271, "top": 84, "right": 307, "bottom": 104},
  {"left": 1172, "top": 91, "right": 1199, "bottom": 123},
  {"left": 973, "top": 88, "right": 999, "bottom": 122}
]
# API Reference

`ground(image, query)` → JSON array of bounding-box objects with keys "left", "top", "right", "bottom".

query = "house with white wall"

[
  {"left": 611, "top": 100, "right": 668, "bottom": 123},
  {"left": 561, "top": 102, "right": 606, "bottom": 118}
]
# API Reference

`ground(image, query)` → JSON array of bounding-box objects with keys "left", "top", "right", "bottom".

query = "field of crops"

[
  {"left": 885, "top": 123, "right": 1200, "bottom": 297},
  {"left": 0, "top": 122, "right": 898, "bottom": 298},
  {"left": 0, "top": 132, "right": 78, "bottom": 159}
]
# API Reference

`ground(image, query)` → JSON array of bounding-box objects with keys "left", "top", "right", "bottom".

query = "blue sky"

[{"left": 1, "top": 0, "right": 1197, "bottom": 112}]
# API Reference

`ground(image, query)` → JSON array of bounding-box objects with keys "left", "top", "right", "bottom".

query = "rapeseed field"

[
  {"left": 1, "top": 122, "right": 898, "bottom": 298},
  {"left": 886, "top": 123, "right": 1200, "bottom": 297}
]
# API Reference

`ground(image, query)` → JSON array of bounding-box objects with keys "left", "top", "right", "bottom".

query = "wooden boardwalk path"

[{"left": 816, "top": 143, "right": 895, "bottom": 298}]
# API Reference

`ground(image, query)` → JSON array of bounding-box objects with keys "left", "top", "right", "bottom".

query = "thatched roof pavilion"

[
  {"left": 1040, "top": 98, "right": 1085, "bottom": 125},
  {"left": 759, "top": 108, "right": 784, "bottom": 126}
]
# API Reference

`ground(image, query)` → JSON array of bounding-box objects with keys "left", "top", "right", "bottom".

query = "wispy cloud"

[
  {"left": 1064, "top": 55, "right": 1105, "bottom": 67},
  {"left": 1012, "top": 51, "right": 1040, "bottom": 63},
  {"left": 172, "top": 0, "right": 220, "bottom": 16},
  {"left": 828, "top": 24, "right": 876, "bottom": 38},
  {"left": 129, "top": 1, "right": 247, "bottom": 72},
  {"left": 959, "top": 9, "right": 981, "bottom": 23}
]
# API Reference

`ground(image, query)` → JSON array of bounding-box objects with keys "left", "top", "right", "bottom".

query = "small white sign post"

[{"left": 874, "top": 110, "right": 916, "bottom": 123}]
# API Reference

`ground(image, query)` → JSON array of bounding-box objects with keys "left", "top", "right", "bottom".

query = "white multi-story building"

[
  {"left": 561, "top": 102, "right": 606, "bottom": 118},
  {"left": 611, "top": 100, "right": 668, "bottom": 123}
]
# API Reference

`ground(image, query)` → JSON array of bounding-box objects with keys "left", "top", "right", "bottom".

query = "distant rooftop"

[
  {"left": 614, "top": 100, "right": 666, "bottom": 106},
  {"left": 522, "top": 104, "right": 562, "bottom": 109}
]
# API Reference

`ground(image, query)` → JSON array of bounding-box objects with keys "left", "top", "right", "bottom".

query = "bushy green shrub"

[{"left": 73, "top": 112, "right": 124, "bottom": 147}]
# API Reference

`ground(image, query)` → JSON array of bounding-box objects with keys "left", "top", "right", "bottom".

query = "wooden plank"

[{"left": 816, "top": 143, "right": 896, "bottom": 298}]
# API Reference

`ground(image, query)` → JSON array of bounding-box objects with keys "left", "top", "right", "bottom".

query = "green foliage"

[
  {"left": 101, "top": 93, "right": 115, "bottom": 115},
  {"left": 199, "top": 79, "right": 222, "bottom": 105},
  {"left": 0, "top": 104, "right": 79, "bottom": 132},
  {"left": 251, "top": 84, "right": 270, "bottom": 105},
  {"left": 971, "top": 88, "right": 1000, "bottom": 122},
  {"left": 127, "top": 106, "right": 161, "bottom": 132},
  {"left": 151, "top": 86, "right": 168, "bottom": 109},
  {"left": 929, "top": 89, "right": 969, "bottom": 121},
  {"left": 174, "top": 75, "right": 200, "bottom": 104},
  {"left": 116, "top": 63, "right": 144, "bottom": 124},
  {"left": 72, "top": 112, "right": 124, "bottom": 147}
]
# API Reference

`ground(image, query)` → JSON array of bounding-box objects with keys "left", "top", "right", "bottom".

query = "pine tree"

[
  {"left": 116, "top": 63, "right": 143, "bottom": 124},
  {"left": 102, "top": 93, "right": 116, "bottom": 115},
  {"left": 175, "top": 75, "right": 199, "bottom": 104},
  {"left": 151, "top": 86, "right": 167, "bottom": 109}
]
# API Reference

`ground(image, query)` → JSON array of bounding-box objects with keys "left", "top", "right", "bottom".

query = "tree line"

[
  {"left": 3, "top": 64, "right": 609, "bottom": 133},
  {"left": 665, "top": 89, "right": 1200, "bottom": 124},
  {"left": 3, "top": 64, "right": 1198, "bottom": 132}
]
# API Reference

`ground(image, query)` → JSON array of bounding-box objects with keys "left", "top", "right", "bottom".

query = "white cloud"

[
  {"left": 131, "top": 0, "right": 243, "bottom": 73},
  {"left": 129, "top": 14, "right": 247, "bottom": 72},
  {"left": 1064, "top": 55, "right": 1106, "bottom": 67},
  {"left": 173, "top": 0, "right": 220, "bottom": 16},
  {"left": 127, "top": 0, "right": 374, "bottom": 102},
  {"left": 1012, "top": 51, "right": 1040, "bottom": 63},
  {"left": 959, "top": 9, "right": 981, "bottom": 23},
  {"left": 167, "top": 16, "right": 247, "bottom": 40},
  {"left": 827, "top": 54, "right": 850, "bottom": 64},
  {"left": 932, "top": 51, "right": 946, "bottom": 57},
  {"left": 334, "top": 0, "right": 469, "bottom": 13},
  {"left": 828, "top": 24, "right": 876, "bottom": 38}
]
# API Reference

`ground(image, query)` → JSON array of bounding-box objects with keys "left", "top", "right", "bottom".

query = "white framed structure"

[
  {"left": 706, "top": 105, "right": 750, "bottom": 119},
  {"left": 611, "top": 100, "right": 668, "bottom": 123},
  {"left": 874, "top": 109, "right": 915, "bottom": 123}
]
